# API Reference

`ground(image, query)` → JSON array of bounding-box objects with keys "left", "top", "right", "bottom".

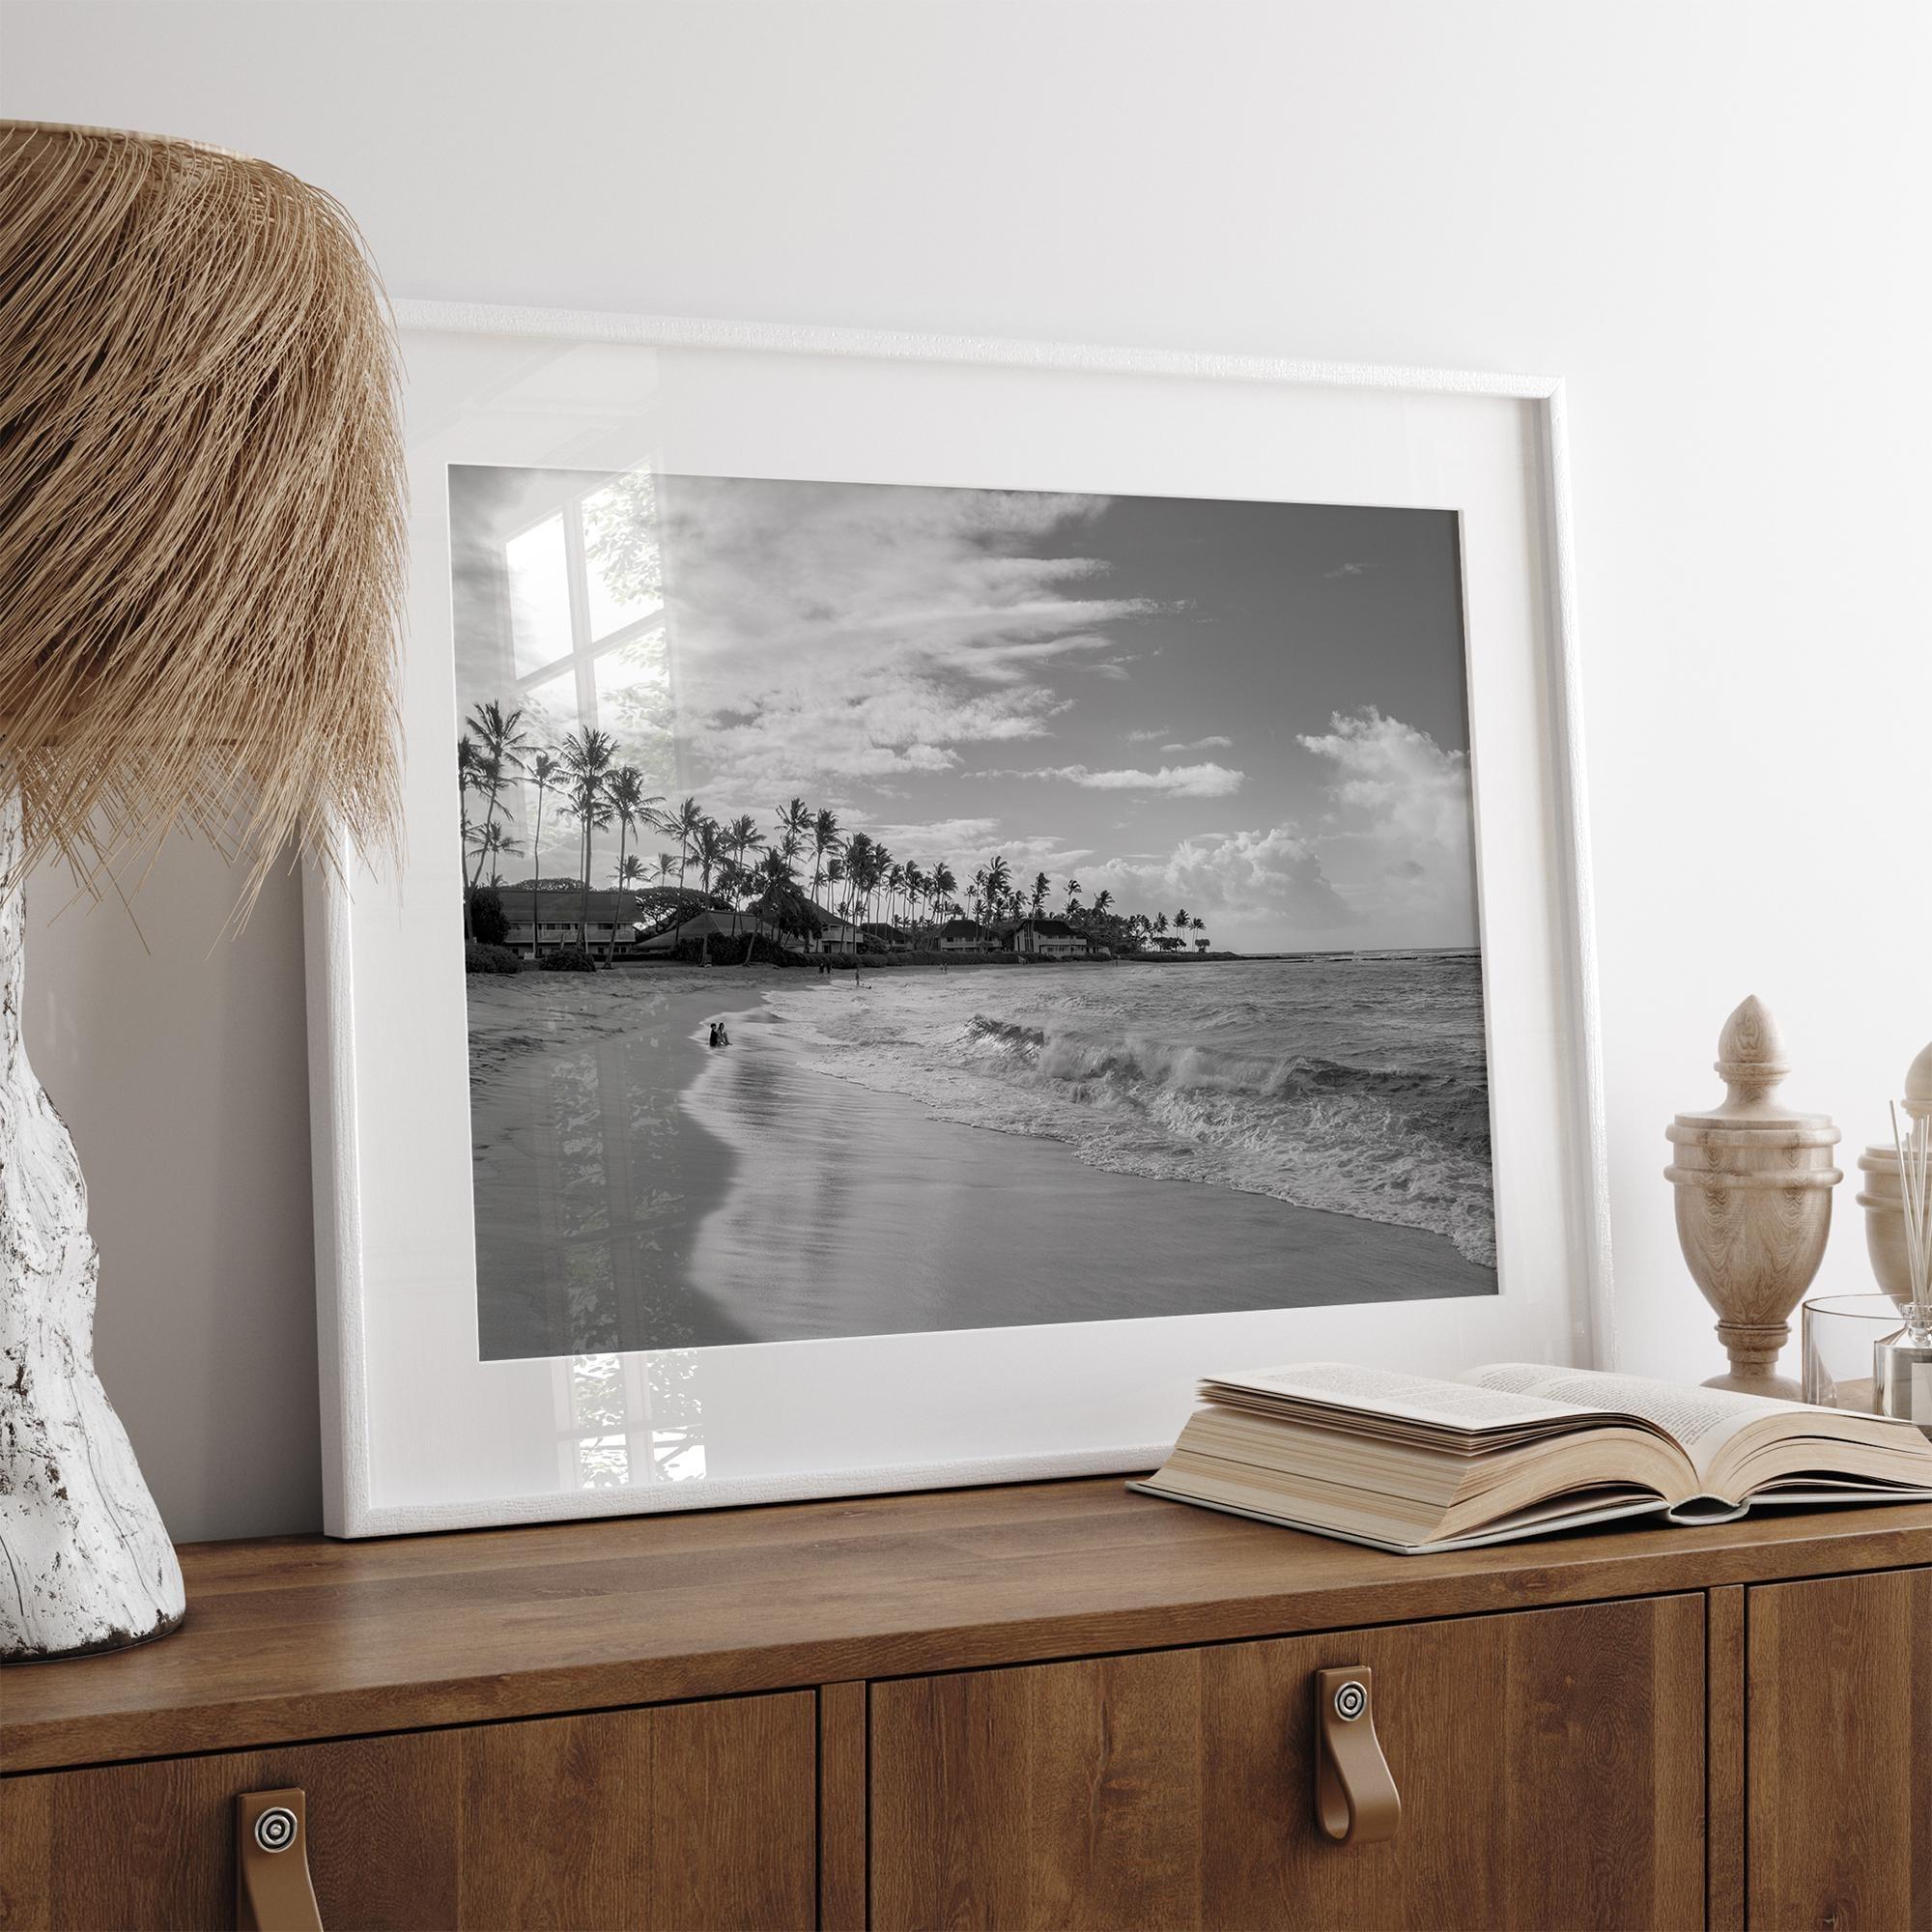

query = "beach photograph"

[{"left": 451, "top": 463, "right": 1496, "bottom": 1361}]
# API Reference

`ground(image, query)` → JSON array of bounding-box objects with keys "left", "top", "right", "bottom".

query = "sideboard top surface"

[{"left": 5, "top": 1477, "right": 1929, "bottom": 1774}]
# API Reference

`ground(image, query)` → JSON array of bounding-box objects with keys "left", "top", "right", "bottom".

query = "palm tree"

[
  {"left": 810, "top": 808, "right": 842, "bottom": 907},
  {"left": 670, "top": 795, "right": 705, "bottom": 889},
  {"left": 479, "top": 820, "right": 525, "bottom": 887},
  {"left": 457, "top": 733, "right": 485, "bottom": 939},
  {"left": 1030, "top": 870, "right": 1050, "bottom": 917},
  {"left": 722, "top": 813, "right": 765, "bottom": 937},
  {"left": 842, "top": 833, "right": 876, "bottom": 925},
  {"left": 1090, "top": 888, "right": 1113, "bottom": 921},
  {"left": 559, "top": 727, "right": 616, "bottom": 951},
  {"left": 1153, "top": 912, "right": 1169, "bottom": 940},
  {"left": 724, "top": 812, "right": 764, "bottom": 876},
  {"left": 1065, "top": 876, "right": 1083, "bottom": 913},
  {"left": 929, "top": 861, "right": 957, "bottom": 930},
  {"left": 463, "top": 752, "right": 507, "bottom": 888},
  {"left": 902, "top": 862, "right": 926, "bottom": 938},
  {"left": 468, "top": 700, "right": 531, "bottom": 782},
  {"left": 693, "top": 816, "right": 725, "bottom": 896},
  {"left": 457, "top": 733, "right": 479, "bottom": 821},
  {"left": 1175, "top": 906, "right": 1190, "bottom": 931},
  {"left": 614, "top": 853, "right": 647, "bottom": 889},
  {"left": 465, "top": 702, "right": 531, "bottom": 880},
  {"left": 603, "top": 767, "right": 663, "bottom": 960},
  {"left": 654, "top": 851, "right": 679, "bottom": 884},
  {"left": 525, "top": 749, "right": 559, "bottom": 954},
  {"left": 775, "top": 798, "right": 811, "bottom": 873},
  {"left": 982, "top": 854, "right": 1010, "bottom": 927}
]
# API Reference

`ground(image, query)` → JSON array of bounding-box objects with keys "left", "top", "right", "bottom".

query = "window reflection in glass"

[{"left": 505, "top": 513, "right": 572, "bottom": 677}]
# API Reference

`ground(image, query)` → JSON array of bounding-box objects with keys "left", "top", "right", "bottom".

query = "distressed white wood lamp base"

[{"left": 0, "top": 792, "right": 184, "bottom": 1661}]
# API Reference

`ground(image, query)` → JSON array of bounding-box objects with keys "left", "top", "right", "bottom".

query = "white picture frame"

[{"left": 305, "top": 301, "right": 1611, "bottom": 1537}]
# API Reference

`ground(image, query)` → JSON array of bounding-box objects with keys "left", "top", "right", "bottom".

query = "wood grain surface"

[
  {"left": 818, "top": 1682, "right": 867, "bottom": 1932},
  {"left": 4, "top": 1479, "right": 1928, "bottom": 1774},
  {"left": 1748, "top": 1565, "right": 1931, "bottom": 1931},
  {"left": 870, "top": 1594, "right": 1706, "bottom": 1931},
  {"left": 1706, "top": 1584, "right": 1747, "bottom": 1932},
  {"left": 0, "top": 1690, "right": 814, "bottom": 1931}
]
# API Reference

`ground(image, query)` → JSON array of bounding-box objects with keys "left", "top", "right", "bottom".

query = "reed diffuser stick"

[{"left": 1890, "top": 1100, "right": 1932, "bottom": 1344}]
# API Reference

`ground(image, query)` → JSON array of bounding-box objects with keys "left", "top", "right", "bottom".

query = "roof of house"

[
  {"left": 492, "top": 888, "right": 644, "bottom": 922},
  {"left": 939, "top": 917, "right": 994, "bottom": 938},
  {"left": 1015, "top": 917, "right": 1087, "bottom": 941},
  {"left": 648, "top": 909, "right": 774, "bottom": 940}
]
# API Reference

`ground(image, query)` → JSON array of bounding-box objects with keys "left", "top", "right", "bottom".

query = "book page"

[
  {"left": 1463, "top": 1364, "right": 1800, "bottom": 1476},
  {"left": 1207, "top": 1361, "right": 1604, "bottom": 1433}
]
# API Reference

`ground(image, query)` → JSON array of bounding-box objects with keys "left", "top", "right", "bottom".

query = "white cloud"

[
  {"left": 1123, "top": 725, "right": 1170, "bottom": 743},
  {"left": 655, "top": 479, "right": 1155, "bottom": 793},
  {"left": 992, "top": 761, "right": 1245, "bottom": 798},
  {"left": 1089, "top": 825, "right": 1354, "bottom": 931},
  {"left": 1295, "top": 708, "right": 1476, "bottom": 940},
  {"left": 1297, "top": 708, "right": 1470, "bottom": 850},
  {"left": 1160, "top": 734, "right": 1233, "bottom": 753}
]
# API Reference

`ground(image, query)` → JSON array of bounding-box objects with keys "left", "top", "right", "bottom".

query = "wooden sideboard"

[{"left": 1, "top": 1478, "right": 1927, "bottom": 1931}]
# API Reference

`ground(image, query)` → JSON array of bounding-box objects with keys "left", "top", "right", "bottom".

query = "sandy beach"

[{"left": 468, "top": 963, "right": 1494, "bottom": 1360}]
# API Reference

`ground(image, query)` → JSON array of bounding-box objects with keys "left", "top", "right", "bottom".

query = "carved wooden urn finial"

[
  {"left": 1906, "top": 1040, "right": 1932, "bottom": 1118},
  {"left": 1712, "top": 995, "right": 1790, "bottom": 1114},
  {"left": 1665, "top": 998, "right": 1842, "bottom": 1399}
]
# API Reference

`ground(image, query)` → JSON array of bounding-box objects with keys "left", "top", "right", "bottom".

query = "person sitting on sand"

[{"left": 713, "top": 1020, "right": 731, "bottom": 1047}]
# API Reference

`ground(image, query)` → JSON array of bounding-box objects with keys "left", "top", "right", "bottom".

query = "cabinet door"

[
  {"left": 0, "top": 1690, "right": 815, "bottom": 1931},
  {"left": 870, "top": 1595, "right": 1705, "bottom": 1932},
  {"left": 1748, "top": 1566, "right": 1931, "bottom": 1931}
]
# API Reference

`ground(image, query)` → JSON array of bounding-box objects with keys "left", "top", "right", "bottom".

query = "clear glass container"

[{"left": 1801, "top": 1293, "right": 1905, "bottom": 1412}]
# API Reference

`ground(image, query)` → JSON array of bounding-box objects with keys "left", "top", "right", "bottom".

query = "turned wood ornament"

[
  {"left": 1856, "top": 1039, "right": 1932, "bottom": 1307},
  {"left": 1664, "top": 997, "right": 1841, "bottom": 1399}
]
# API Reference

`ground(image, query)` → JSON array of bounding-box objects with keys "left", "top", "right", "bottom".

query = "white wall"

[{"left": 7, "top": 0, "right": 1930, "bottom": 1541}]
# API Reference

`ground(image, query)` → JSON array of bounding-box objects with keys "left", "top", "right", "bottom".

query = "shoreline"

[
  {"left": 467, "top": 965, "right": 1495, "bottom": 1358},
  {"left": 468, "top": 974, "right": 754, "bottom": 1359},
  {"left": 682, "top": 996, "right": 1493, "bottom": 1345}
]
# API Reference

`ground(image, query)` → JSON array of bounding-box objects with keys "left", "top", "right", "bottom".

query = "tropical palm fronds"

[{"left": 0, "top": 122, "right": 404, "bottom": 900}]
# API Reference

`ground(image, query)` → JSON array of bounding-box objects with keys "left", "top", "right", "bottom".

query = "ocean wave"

[{"left": 775, "top": 986, "right": 1496, "bottom": 1266}]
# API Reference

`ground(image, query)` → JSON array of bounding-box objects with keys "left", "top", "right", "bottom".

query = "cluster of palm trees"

[{"left": 459, "top": 700, "right": 1212, "bottom": 958}]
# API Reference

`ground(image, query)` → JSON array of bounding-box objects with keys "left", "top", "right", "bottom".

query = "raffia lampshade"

[
  {"left": 0, "top": 122, "right": 405, "bottom": 1662},
  {"left": 0, "top": 120, "right": 404, "bottom": 891}
]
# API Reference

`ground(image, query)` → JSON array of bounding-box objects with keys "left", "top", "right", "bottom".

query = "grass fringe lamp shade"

[{"left": 0, "top": 123, "right": 405, "bottom": 1661}]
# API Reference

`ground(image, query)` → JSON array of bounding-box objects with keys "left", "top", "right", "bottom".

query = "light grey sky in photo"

[{"left": 455, "top": 468, "right": 1481, "bottom": 952}]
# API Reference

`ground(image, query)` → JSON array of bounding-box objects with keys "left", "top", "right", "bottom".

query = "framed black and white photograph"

[{"left": 306, "top": 307, "right": 1610, "bottom": 1534}]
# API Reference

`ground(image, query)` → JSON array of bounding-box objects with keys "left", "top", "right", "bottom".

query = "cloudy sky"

[{"left": 461, "top": 467, "right": 1482, "bottom": 952}]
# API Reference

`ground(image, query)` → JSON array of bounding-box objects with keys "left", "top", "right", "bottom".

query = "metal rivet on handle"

[
  {"left": 1332, "top": 1680, "right": 1368, "bottom": 1722},
  {"left": 254, "top": 1806, "right": 298, "bottom": 1854}
]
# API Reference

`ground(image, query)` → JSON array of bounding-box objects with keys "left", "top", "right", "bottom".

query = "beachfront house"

[
  {"left": 1007, "top": 916, "right": 1091, "bottom": 960},
  {"left": 635, "top": 906, "right": 784, "bottom": 956},
  {"left": 496, "top": 886, "right": 643, "bottom": 957},
  {"left": 937, "top": 917, "right": 999, "bottom": 954},
  {"left": 860, "top": 922, "right": 911, "bottom": 953},
  {"left": 804, "top": 907, "right": 867, "bottom": 954}
]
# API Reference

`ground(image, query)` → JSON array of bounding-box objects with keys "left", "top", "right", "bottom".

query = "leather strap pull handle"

[
  {"left": 1314, "top": 1666, "right": 1400, "bottom": 1846},
  {"left": 236, "top": 1788, "right": 324, "bottom": 1932}
]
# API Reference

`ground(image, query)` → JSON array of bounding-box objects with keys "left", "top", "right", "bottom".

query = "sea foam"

[{"left": 762, "top": 953, "right": 1496, "bottom": 1267}]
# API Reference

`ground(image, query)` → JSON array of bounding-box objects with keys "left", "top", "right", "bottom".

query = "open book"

[{"left": 1130, "top": 1361, "right": 1932, "bottom": 1553}]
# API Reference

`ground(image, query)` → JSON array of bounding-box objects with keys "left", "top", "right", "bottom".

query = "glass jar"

[{"left": 1801, "top": 1293, "right": 1905, "bottom": 1412}]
